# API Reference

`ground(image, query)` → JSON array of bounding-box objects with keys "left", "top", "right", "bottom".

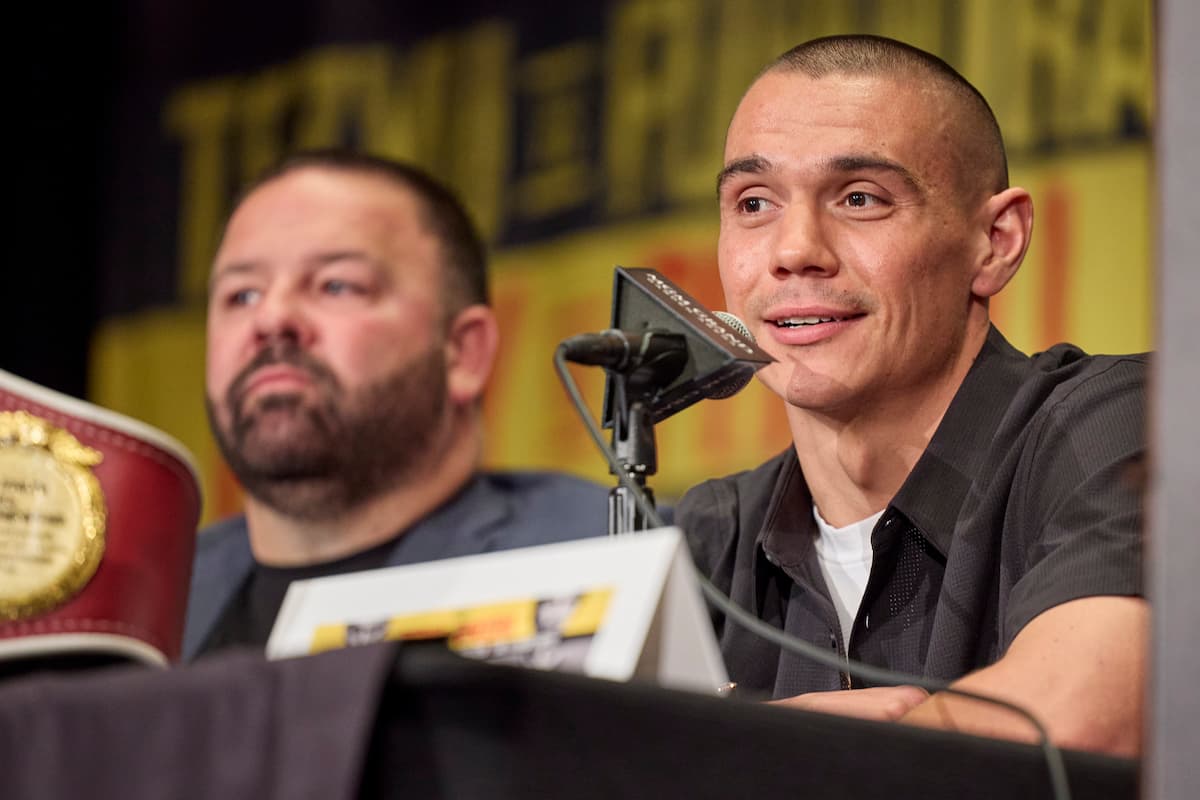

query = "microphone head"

[
  {"left": 705, "top": 312, "right": 758, "bottom": 399},
  {"left": 597, "top": 268, "right": 773, "bottom": 424},
  {"left": 712, "top": 311, "right": 755, "bottom": 344}
]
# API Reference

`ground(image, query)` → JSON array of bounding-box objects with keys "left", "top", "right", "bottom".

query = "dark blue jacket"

[{"left": 182, "top": 471, "right": 611, "bottom": 660}]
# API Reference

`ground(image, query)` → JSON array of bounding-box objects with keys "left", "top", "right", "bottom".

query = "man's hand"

[{"left": 769, "top": 685, "right": 929, "bottom": 722}]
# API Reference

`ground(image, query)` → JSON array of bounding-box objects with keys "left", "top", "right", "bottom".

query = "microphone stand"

[
  {"left": 606, "top": 371, "right": 659, "bottom": 535},
  {"left": 559, "top": 325, "right": 687, "bottom": 536}
]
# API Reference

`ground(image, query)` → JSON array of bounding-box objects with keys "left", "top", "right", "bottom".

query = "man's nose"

[
  {"left": 771, "top": 203, "right": 839, "bottom": 279},
  {"left": 252, "top": 288, "right": 313, "bottom": 347}
]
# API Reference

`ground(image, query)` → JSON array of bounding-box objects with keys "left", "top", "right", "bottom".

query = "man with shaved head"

[{"left": 678, "top": 36, "right": 1146, "bottom": 756}]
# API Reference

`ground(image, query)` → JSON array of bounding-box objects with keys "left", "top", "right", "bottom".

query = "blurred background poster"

[{"left": 10, "top": 0, "right": 1154, "bottom": 523}]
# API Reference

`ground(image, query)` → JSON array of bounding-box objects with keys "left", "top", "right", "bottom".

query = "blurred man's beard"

[{"left": 206, "top": 341, "right": 448, "bottom": 520}]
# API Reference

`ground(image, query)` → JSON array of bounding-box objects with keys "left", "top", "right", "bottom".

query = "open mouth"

[{"left": 772, "top": 313, "right": 863, "bottom": 328}]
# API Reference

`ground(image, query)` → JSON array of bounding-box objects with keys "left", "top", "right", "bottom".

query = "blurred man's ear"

[
  {"left": 444, "top": 305, "right": 500, "bottom": 407},
  {"left": 972, "top": 187, "right": 1034, "bottom": 298}
]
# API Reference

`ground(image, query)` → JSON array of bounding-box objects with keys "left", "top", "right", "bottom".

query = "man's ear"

[
  {"left": 444, "top": 304, "right": 500, "bottom": 407},
  {"left": 972, "top": 187, "right": 1034, "bottom": 298}
]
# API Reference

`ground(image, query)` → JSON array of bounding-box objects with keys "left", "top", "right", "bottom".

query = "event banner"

[{"left": 86, "top": 0, "right": 1154, "bottom": 522}]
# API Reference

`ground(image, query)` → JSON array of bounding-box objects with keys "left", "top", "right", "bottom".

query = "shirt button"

[{"left": 863, "top": 614, "right": 870, "bottom": 629}]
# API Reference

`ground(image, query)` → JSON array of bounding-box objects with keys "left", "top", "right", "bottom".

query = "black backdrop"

[
  {"left": 9, "top": 0, "right": 602, "bottom": 399},
  {"left": 10, "top": 11, "right": 114, "bottom": 398}
]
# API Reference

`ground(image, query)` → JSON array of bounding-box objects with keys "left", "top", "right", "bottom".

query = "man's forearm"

[{"left": 899, "top": 596, "right": 1148, "bottom": 757}]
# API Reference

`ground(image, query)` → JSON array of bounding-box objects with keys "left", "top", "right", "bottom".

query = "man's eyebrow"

[
  {"left": 826, "top": 155, "right": 924, "bottom": 193},
  {"left": 715, "top": 153, "right": 924, "bottom": 196},
  {"left": 716, "top": 155, "right": 773, "bottom": 195},
  {"left": 208, "top": 261, "right": 260, "bottom": 292},
  {"left": 208, "top": 251, "right": 384, "bottom": 291},
  {"left": 310, "top": 250, "right": 375, "bottom": 267}
]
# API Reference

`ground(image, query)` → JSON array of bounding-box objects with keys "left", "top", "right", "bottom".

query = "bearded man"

[{"left": 184, "top": 150, "right": 608, "bottom": 659}]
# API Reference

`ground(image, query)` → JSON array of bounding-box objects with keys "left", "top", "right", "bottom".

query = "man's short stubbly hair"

[
  {"left": 769, "top": 35, "right": 1009, "bottom": 195},
  {"left": 236, "top": 149, "right": 489, "bottom": 313}
]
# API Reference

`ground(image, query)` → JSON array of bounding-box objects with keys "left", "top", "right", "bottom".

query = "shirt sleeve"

[
  {"left": 676, "top": 479, "right": 736, "bottom": 592},
  {"left": 1003, "top": 357, "right": 1146, "bottom": 646}
]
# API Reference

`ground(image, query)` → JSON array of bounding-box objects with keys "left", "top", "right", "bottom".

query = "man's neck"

[
  {"left": 790, "top": 327, "right": 987, "bottom": 528},
  {"left": 242, "top": 419, "right": 482, "bottom": 566},
  {"left": 789, "top": 400, "right": 941, "bottom": 527}
]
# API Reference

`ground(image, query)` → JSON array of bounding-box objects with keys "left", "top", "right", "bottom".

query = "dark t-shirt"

[
  {"left": 677, "top": 328, "right": 1147, "bottom": 699},
  {"left": 199, "top": 536, "right": 400, "bottom": 656}
]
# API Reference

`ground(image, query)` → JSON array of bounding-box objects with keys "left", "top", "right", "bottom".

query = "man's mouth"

[
  {"left": 229, "top": 345, "right": 339, "bottom": 406},
  {"left": 772, "top": 313, "right": 862, "bottom": 328},
  {"left": 244, "top": 366, "right": 312, "bottom": 394}
]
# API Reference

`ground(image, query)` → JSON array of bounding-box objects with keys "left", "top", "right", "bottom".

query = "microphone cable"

[{"left": 553, "top": 344, "right": 1072, "bottom": 800}]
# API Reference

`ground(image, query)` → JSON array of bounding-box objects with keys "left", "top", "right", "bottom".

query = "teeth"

[{"left": 776, "top": 316, "right": 839, "bottom": 327}]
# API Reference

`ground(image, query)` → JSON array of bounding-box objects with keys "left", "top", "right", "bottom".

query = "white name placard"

[{"left": 266, "top": 527, "right": 728, "bottom": 694}]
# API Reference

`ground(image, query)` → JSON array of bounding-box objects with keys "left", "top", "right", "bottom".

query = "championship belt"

[{"left": 0, "top": 368, "right": 201, "bottom": 666}]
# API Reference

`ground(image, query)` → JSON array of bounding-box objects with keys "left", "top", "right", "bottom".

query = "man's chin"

[
  {"left": 233, "top": 468, "right": 349, "bottom": 521},
  {"left": 236, "top": 440, "right": 336, "bottom": 475},
  {"left": 223, "top": 417, "right": 340, "bottom": 480},
  {"left": 235, "top": 404, "right": 329, "bottom": 442},
  {"left": 783, "top": 366, "right": 863, "bottom": 414}
]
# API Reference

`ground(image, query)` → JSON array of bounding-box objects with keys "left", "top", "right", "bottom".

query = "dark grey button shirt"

[{"left": 677, "top": 327, "right": 1147, "bottom": 699}]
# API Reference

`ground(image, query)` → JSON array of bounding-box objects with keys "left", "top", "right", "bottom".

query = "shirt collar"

[
  {"left": 891, "top": 326, "right": 1031, "bottom": 556},
  {"left": 758, "top": 450, "right": 819, "bottom": 570},
  {"left": 757, "top": 326, "right": 1031, "bottom": 560}
]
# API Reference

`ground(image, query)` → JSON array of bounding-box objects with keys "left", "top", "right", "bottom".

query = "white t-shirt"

[{"left": 813, "top": 505, "right": 882, "bottom": 649}]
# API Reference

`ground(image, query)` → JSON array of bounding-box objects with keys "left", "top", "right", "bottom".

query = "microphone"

[
  {"left": 561, "top": 329, "right": 690, "bottom": 394},
  {"left": 561, "top": 267, "right": 773, "bottom": 426},
  {"left": 560, "top": 330, "right": 688, "bottom": 372},
  {"left": 560, "top": 314, "right": 757, "bottom": 398},
  {"left": 708, "top": 311, "right": 757, "bottom": 398}
]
